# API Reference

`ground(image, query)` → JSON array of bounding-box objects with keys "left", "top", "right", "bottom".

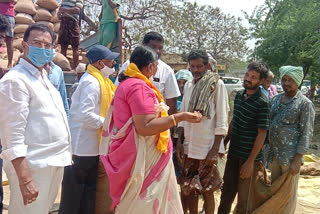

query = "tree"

[{"left": 246, "top": 0, "right": 320, "bottom": 84}]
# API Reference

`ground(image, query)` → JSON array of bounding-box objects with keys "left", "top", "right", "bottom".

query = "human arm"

[
  {"left": 205, "top": 80, "right": 229, "bottom": 165},
  {"left": 133, "top": 112, "right": 201, "bottom": 136},
  {"left": 77, "top": 80, "right": 104, "bottom": 129},
  {"left": 0, "top": 78, "right": 38, "bottom": 205},
  {"left": 12, "top": 157, "right": 39, "bottom": 205},
  {"left": 290, "top": 101, "right": 315, "bottom": 175},
  {"left": 240, "top": 128, "right": 267, "bottom": 179},
  {"left": 58, "top": 69, "right": 69, "bottom": 116},
  {"left": 108, "top": 0, "right": 117, "bottom": 9}
]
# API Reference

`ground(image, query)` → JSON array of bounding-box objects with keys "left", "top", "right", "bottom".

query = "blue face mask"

[
  {"left": 48, "top": 49, "right": 56, "bottom": 62},
  {"left": 27, "top": 45, "right": 51, "bottom": 67}
]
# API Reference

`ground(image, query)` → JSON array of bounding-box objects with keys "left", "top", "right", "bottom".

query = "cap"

[{"left": 86, "top": 45, "right": 120, "bottom": 64}]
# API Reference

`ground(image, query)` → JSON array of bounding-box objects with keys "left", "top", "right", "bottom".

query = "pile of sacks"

[{"left": 13, "top": 0, "right": 72, "bottom": 71}]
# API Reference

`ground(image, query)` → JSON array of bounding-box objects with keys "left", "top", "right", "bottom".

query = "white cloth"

[
  {"left": 0, "top": 59, "right": 71, "bottom": 172},
  {"left": 115, "top": 59, "right": 181, "bottom": 99},
  {"left": 179, "top": 79, "right": 229, "bottom": 160},
  {"left": 69, "top": 72, "right": 105, "bottom": 156},
  {"left": 7, "top": 166, "right": 64, "bottom": 214}
]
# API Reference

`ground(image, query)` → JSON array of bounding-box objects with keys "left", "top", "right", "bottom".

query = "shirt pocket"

[{"left": 280, "top": 108, "right": 299, "bottom": 125}]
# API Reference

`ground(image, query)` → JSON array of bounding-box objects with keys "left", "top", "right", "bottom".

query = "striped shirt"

[
  {"left": 61, "top": 0, "right": 83, "bottom": 20},
  {"left": 229, "top": 88, "right": 269, "bottom": 161}
]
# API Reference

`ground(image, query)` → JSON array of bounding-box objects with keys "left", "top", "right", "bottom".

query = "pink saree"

[{"left": 100, "top": 78, "right": 183, "bottom": 214}]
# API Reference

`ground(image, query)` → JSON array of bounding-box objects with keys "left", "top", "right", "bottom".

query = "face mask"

[
  {"left": 27, "top": 45, "right": 51, "bottom": 67},
  {"left": 101, "top": 63, "right": 115, "bottom": 78},
  {"left": 48, "top": 49, "right": 56, "bottom": 62}
]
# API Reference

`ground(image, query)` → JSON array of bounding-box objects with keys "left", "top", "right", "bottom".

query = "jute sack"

[
  {"left": 54, "top": 52, "right": 72, "bottom": 71},
  {"left": 53, "top": 22, "right": 60, "bottom": 33},
  {"left": 14, "top": 0, "right": 37, "bottom": 15},
  {"left": 15, "top": 13, "right": 35, "bottom": 25},
  {"left": 36, "top": 21, "right": 54, "bottom": 31},
  {"left": 14, "top": 24, "right": 29, "bottom": 34},
  {"left": 34, "top": 8, "right": 52, "bottom": 22},
  {"left": 51, "top": 9, "right": 60, "bottom": 23},
  {"left": 36, "top": 0, "right": 59, "bottom": 11},
  {"left": 14, "top": 33, "right": 25, "bottom": 39},
  {"left": 13, "top": 38, "right": 24, "bottom": 52}
]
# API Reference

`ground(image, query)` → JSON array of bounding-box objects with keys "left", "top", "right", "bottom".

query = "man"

[
  {"left": 218, "top": 61, "right": 269, "bottom": 214},
  {"left": 176, "top": 50, "right": 229, "bottom": 214},
  {"left": 115, "top": 31, "right": 180, "bottom": 115},
  {"left": 59, "top": 45, "right": 118, "bottom": 214},
  {"left": 269, "top": 66, "right": 315, "bottom": 214},
  {"left": 58, "top": 0, "right": 83, "bottom": 69},
  {"left": 44, "top": 42, "right": 69, "bottom": 115},
  {"left": 260, "top": 70, "right": 277, "bottom": 99},
  {"left": 99, "top": 0, "right": 120, "bottom": 49},
  {"left": 175, "top": 69, "right": 193, "bottom": 111},
  {"left": 0, "top": 0, "right": 14, "bottom": 68},
  {"left": 0, "top": 24, "right": 72, "bottom": 214}
]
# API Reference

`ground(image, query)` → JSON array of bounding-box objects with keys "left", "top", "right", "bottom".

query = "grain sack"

[
  {"left": 34, "top": 8, "right": 52, "bottom": 22},
  {"left": 54, "top": 52, "right": 71, "bottom": 71},
  {"left": 14, "top": 0, "right": 37, "bottom": 15},
  {"left": 36, "top": 21, "right": 54, "bottom": 31},
  {"left": 14, "top": 24, "right": 29, "bottom": 34},
  {"left": 51, "top": 9, "right": 60, "bottom": 23},
  {"left": 13, "top": 38, "right": 24, "bottom": 52},
  {"left": 36, "top": 0, "right": 59, "bottom": 11},
  {"left": 14, "top": 33, "right": 25, "bottom": 39},
  {"left": 15, "top": 13, "right": 35, "bottom": 25},
  {"left": 53, "top": 22, "right": 60, "bottom": 33}
]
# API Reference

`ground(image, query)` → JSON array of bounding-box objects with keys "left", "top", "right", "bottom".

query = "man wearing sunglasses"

[{"left": 0, "top": 24, "right": 72, "bottom": 214}]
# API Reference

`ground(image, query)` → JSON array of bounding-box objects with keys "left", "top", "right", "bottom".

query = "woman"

[{"left": 100, "top": 46, "right": 202, "bottom": 214}]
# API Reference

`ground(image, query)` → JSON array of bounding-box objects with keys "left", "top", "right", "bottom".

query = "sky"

[{"left": 190, "top": 0, "right": 266, "bottom": 49}]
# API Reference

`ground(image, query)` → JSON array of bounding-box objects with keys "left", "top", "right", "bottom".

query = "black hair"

[
  {"left": 0, "top": 14, "right": 9, "bottom": 33},
  {"left": 142, "top": 31, "right": 164, "bottom": 45},
  {"left": 118, "top": 46, "right": 159, "bottom": 82},
  {"left": 187, "top": 49, "right": 209, "bottom": 65},
  {"left": 23, "top": 24, "right": 55, "bottom": 43},
  {"left": 247, "top": 61, "right": 269, "bottom": 80}
]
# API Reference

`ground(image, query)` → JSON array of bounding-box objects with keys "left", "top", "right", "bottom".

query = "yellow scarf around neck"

[
  {"left": 123, "top": 63, "right": 169, "bottom": 153},
  {"left": 87, "top": 64, "right": 116, "bottom": 141}
]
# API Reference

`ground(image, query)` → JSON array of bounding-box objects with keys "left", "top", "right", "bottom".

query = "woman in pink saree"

[{"left": 100, "top": 46, "right": 202, "bottom": 214}]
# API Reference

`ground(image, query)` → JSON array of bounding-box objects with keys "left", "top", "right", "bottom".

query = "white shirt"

[
  {"left": 115, "top": 59, "right": 181, "bottom": 99},
  {"left": 69, "top": 72, "right": 105, "bottom": 156},
  {"left": 0, "top": 59, "right": 72, "bottom": 172},
  {"left": 179, "top": 79, "right": 229, "bottom": 160}
]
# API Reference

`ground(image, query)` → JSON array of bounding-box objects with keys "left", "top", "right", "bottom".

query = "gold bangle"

[
  {"left": 19, "top": 179, "right": 33, "bottom": 186},
  {"left": 171, "top": 115, "right": 177, "bottom": 126}
]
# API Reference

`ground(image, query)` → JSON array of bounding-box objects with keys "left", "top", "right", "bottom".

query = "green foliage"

[{"left": 246, "top": 0, "right": 320, "bottom": 84}]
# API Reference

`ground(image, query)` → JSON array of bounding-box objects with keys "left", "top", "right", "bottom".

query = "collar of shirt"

[
  {"left": 242, "top": 87, "right": 262, "bottom": 101},
  {"left": 281, "top": 90, "right": 302, "bottom": 105},
  {"left": 19, "top": 58, "right": 44, "bottom": 77}
]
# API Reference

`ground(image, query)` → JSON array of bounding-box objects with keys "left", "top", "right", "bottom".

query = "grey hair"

[{"left": 268, "top": 70, "right": 274, "bottom": 78}]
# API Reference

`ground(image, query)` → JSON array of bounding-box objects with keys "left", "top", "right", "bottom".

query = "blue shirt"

[
  {"left": 48, "top": 62, "right": 69, "bottom": 116},
  {"left": 269, "top": 91, "right": 315, "bottom": 165}
]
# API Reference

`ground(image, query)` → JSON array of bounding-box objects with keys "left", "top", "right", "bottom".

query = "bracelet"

[
  {"left": 19, "top": 178, "right": 33, "bottom": 186},
  {"left": 171, "top": 115, "right": 177, "bottom": 126}
]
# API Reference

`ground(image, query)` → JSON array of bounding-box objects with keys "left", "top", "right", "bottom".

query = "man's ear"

[{"left": 206, "top": 63, "right": 211, "bottom": 70}]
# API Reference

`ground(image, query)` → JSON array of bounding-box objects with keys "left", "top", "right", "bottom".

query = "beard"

[
  {"left": 244, "top": 80, "right": 260, "bottom": 90},
  {"left": 192, "top": 71, "right": 204, "bottom": 81}
]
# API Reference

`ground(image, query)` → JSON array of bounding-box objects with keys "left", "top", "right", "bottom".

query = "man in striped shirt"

[{"left": 218, "top": 61, "right": 269, "bottom": 214}]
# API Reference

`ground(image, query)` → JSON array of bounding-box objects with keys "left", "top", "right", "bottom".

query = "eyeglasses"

[{"left": 28, "top": 40, "right": 53, "bottom": 49}]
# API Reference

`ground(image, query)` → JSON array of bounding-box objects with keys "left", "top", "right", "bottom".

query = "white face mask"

[{"left": 101, "top": 63, "right": 115, "bottom": 78}]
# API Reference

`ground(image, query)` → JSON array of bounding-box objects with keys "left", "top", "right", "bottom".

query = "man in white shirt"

[
  {"left": 0, "top": 24, "right": 72, "bottom": 214},
  {"left": 176, "top": 50, "right": 229, "bottom": 214},
  {"left": 59, "top": 45, "right": 119, "bottom": 214},
  {"left": 115, "top": 31, "right": 180, "bottom": 115}
]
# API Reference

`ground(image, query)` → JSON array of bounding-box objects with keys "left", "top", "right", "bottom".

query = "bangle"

[
  {"left": 19, "top": 178, "right": 33, "bottom": 186},
  {"left": 171, "top": 115, "right": 177, "bottom": 126}
]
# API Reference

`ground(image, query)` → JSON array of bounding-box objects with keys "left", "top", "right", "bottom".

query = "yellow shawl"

[
  {"left": 87, "top": 64, "right": 116, "bottom": 141},
  {"left": 124, "top": 63, "right": 169, "bottom": 153}
]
